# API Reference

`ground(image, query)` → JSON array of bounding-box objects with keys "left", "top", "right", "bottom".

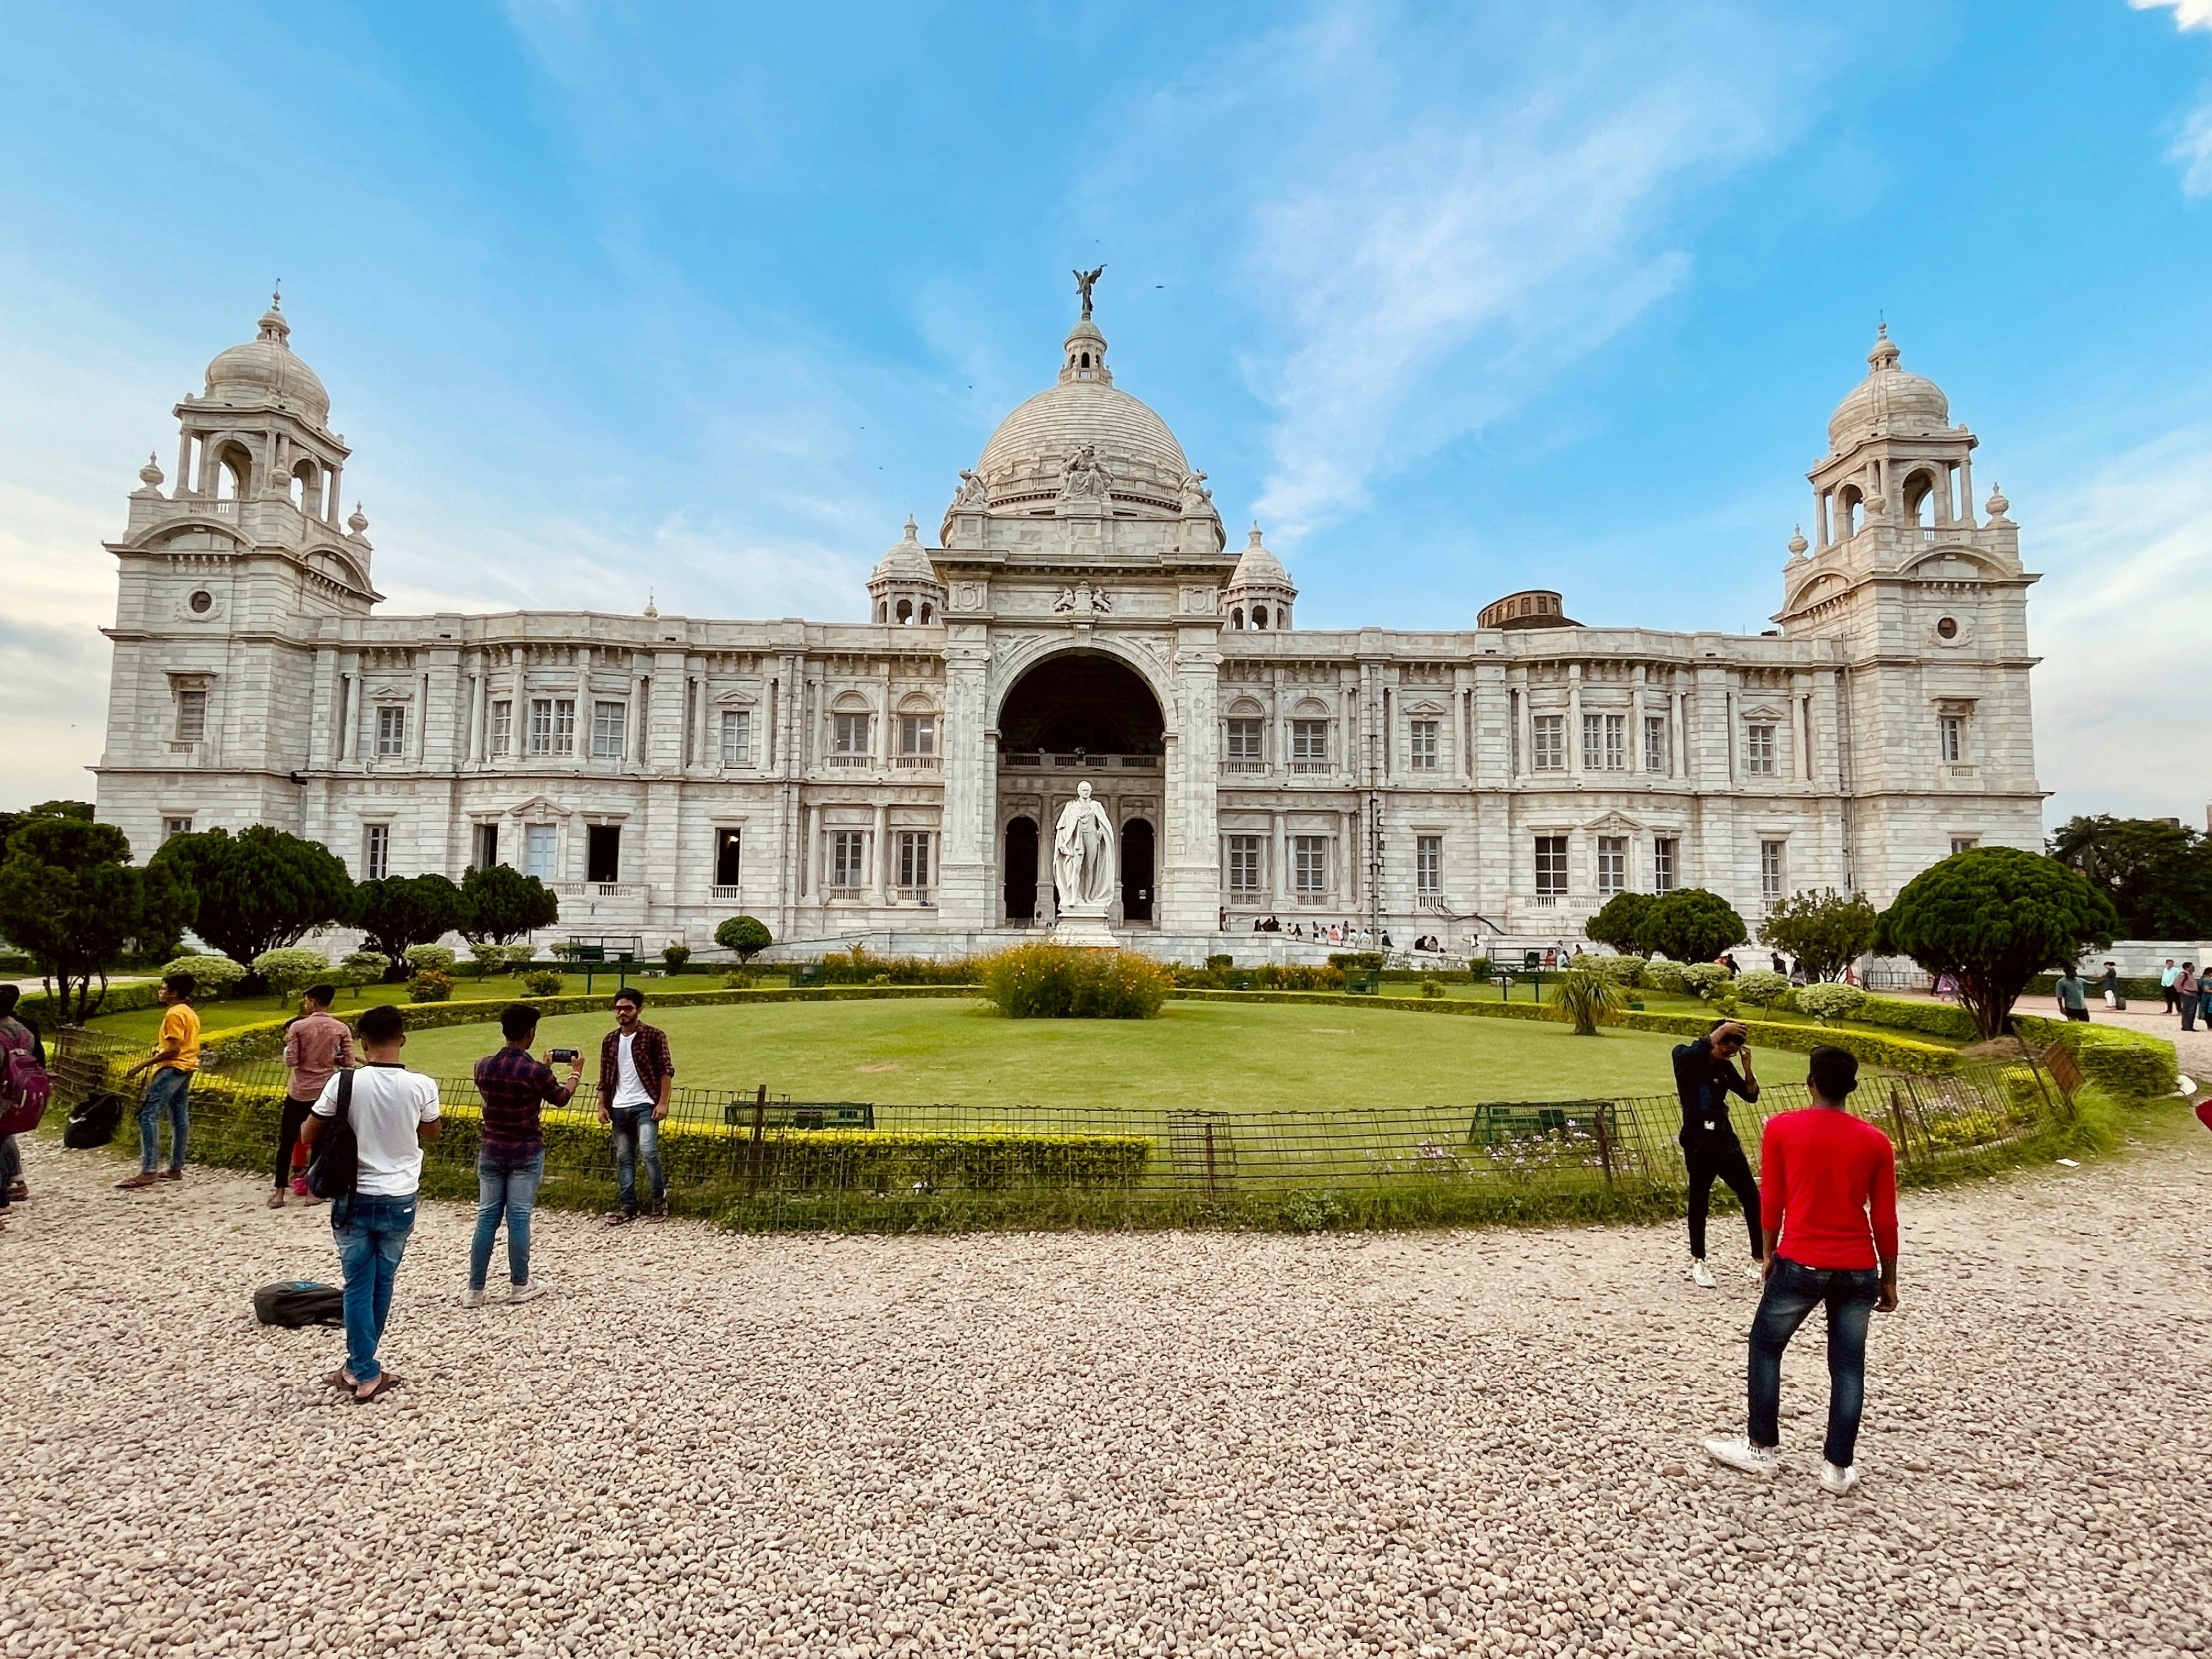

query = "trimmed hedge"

[
  {"left": 1849, "top": 995, "right": 1980, "bottom": 1042},
  {"left": 2015, "top": 1017, "right": 2179, "bottom": 1100},
  {"left": 2026, "top": 972, "right": 2167, "bottom": 1002},
  {"left": 16, "top": 978, "right": 167, "bottom": 1033}
]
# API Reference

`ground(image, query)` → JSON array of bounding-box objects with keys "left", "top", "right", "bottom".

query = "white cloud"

[
  {"left": 2167, "top": 102, "right": 2212, "bottom": 195},
  {"left": 2028, "top": 422, "right": 2212, "bottom": 824},
  {"left": 2131, "top": 0, "right": 2212, "bottom": 32}
]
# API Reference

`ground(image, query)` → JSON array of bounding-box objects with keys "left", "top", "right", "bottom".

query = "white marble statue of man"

[{"left": 1053, "top": 781, "right": 1116, "bottom": 910}]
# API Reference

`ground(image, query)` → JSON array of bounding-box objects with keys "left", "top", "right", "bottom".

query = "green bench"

[
  {"left": 722, "top": 1099, "right": 876, "bottom": 1130},
  {"left": 1468, "top": 1099, "right": 1616, "bottom": 1145}
]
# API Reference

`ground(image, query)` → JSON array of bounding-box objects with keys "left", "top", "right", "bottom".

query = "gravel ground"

[{"left": 3, "top": 1118, "right": 2209, "bottom": 1659}]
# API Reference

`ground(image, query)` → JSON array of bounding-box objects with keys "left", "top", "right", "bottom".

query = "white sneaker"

[
  {"left": 1819, "top": 1460, "right": 1859, "bottom": 1496},
  {"left": 507, "top": 1281, "right": 547, "bottom": 1306},
  {"left": 461, "top": 1288, "right": 487, "bottom": 1309},
  {"left": 1702, "top": 1436, "right": 1779, "bottom": 1476},
  {"left": 1690, "top": 1258, "right": 1717, "bottom": 1289},
  {"left": 1745, "top": 1259, "right": 1768, "bottom": 1281}
]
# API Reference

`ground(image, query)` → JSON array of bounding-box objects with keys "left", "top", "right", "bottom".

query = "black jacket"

[{"left": 1671, "top": 1036, "right": 1758, "bottom": 1144}]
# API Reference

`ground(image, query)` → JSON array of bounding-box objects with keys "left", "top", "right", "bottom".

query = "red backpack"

[{"left": 0, "top": 1023, "right": 52, "bottom": 1137}]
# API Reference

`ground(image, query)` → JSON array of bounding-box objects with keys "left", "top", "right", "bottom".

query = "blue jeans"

[
  {"left": 138, "top": 1068, "right": 191, "bottom": 1173},
  {"left": 609, "top": 1106, "right": 665, "bottom": 1211},
  {"left": 470, "top": 1146, "right": 546, "bottom": 1290},
  {"left": 332, "top": 1190, "right": 418, "bottom": 1384},
  {"left": 1748, "top": 1257, "right": 1882, "bottom": 1467}
]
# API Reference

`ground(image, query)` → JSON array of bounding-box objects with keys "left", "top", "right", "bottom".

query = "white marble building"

[{"left": 93, "top": 296, "right": 2045, "bottom": 960}]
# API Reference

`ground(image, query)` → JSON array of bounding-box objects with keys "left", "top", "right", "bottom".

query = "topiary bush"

[
  {"left": 1732, "top": 969, "right": 1790, "bottom": 1007},
  {"left": 663, "top": 943, "right": 692, "bottom": 973},
  {"left": 407, "top": 969, "right": 454, "bottom": 1003},
  {"left": 339, "top": 951, "right": 391, "bottom": 998},
  {"left": 721, "top": 970, "right": 758, "bottom": 989},
  {"left": 1796, "top": 983, "right": 1867, "bottom": 1024},
  {"left": 160, "top": 953, "right": 247, "bottom": 998},
  {"left": 980, "top": 944, "right": 1173, "bottom": 1019},
  {"left": 403, "top": 944, "right": 458, "bottom": 976},
  {"left": 1643, "top": 959, "right": 1687, "bottom": 994},
  {"left": 521, "top": 970, "right": 564, "bottom": 998},
  {"left": 252, "top": 948, "right": 331, "bottom": 1004},
  {"left": 715, "top": 914, "right": 773, "bottom": 964},
  {"left": 1419, "top": 977, "right": 1446, "bottom": 999},
  {"left": 1593, "top": 955, "right": 1644, "bottom": 987},
  {"left": 1678, "top": 963, "right": 1729, "bottom": 1000}
]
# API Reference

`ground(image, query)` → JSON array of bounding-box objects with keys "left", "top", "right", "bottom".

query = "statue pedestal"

[{"left": 1051, "top": 907, "right": 1118, "bottom": 950}]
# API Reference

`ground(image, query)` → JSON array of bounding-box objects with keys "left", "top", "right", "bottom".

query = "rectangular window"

[
  {"left": 1596, "top": 835, "right": 1627, "bottom": 896},
  {"left": 1416, "top": 834, "right": 1441, "bottom": 896},
  {"left": 830, "top": 830, "right": 867, "bottom": 889},
  {"left": 1602, "top": 714, "right": 1625, "bottom": 771},
  {"left": 1409, "top": 719, "right": 1439, "bottom": 771},
  {"left": 1653, "top": 836, "right": 1678, "bottom": 894},
  {"left": 899, "top": 714, "right": 936, "bottom": 757},
  {"left": 896, "top": 830, "right": 931, "bottom": 891},
  {"left": 1225, "top": 719, "right": 1265, "bottom": 763},
  {"left": 586, "top": 824, "right": 622, "bottom": 884},
  {"left": 471, "top": 823, "right": 499, "bottom": 871},
  {"left": 1226, "top": 835, "right": 1263, "bottom": 893},
  {"left": 1291, "top": 720, "right": 1329, "bottom": 764},
  {"left": 175, "top": 688, "right": 207, "bottom": 744},
  {"left": 375, "top": 705, "right": 407, "bottom": 758},
  {"left": 1532, "top": 714, "right": 1564, "bottom": 771},
  {"left": 363, "top": 824, "right": 390, "bottom": 881},
  {"left": 1939, "top": 715, "right": 1964, "bottom": 764},
  {"left": 525, "top": 824, "right": 557, "bottom": 880},
  {"left": 1760, "top": 839, "right": 1785, "bottom": 904},
  {"left": 1744, "top": 723, "right": 1777, "bottom": 776},
  {"left": 527, "top": 698, "right": 574, "bottom": 755},
  {"left": 720, "top": 709, "right": 751, "bottom": 766},
  {"left": 1644, "top": 714, "right": 1669, "bottom": 775},
  {"left": 1535, "top": 835, "right": 1568, "bottom": 897},
  {"left": 1581, "top": 713, "right": 1602, "bottom": 770},
  {"left": 488, "top": 700, "right": 512, "bottom": 758},
  {"left": 714, "top": 828, "right": 743, "bottom": 888},
  {"left": 833, "top": 713, "right": 870, "bottom": 758},
  {"left": 591, "top": 701, "right": 627, "bottom": 760},
  {"left": 1949, "top": 835, "right": 1978, "bottom": 856},
  {"left": 163, "top": 816, "right": 193, "bottom": 841},
  {"left": 1293, "top": 835, "right": 1331, "bottom": 895}
]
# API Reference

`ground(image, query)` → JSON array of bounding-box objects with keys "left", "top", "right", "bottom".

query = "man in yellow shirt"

[{"left": 119, "top": 971, "right": 200, "bottom": 1189}]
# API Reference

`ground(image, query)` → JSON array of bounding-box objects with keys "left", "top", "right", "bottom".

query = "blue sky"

[{"left": 4, "top": 0, "right": 2209, "bottom": 827}]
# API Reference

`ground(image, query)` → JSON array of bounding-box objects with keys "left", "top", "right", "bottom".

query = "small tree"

[
  {"left": 0, "top": 799, "right": 93, "bottom": 862},
  {"left": 715, "top": 914, "right": 773, "bottom": 964},
  {"left": 339, "top": 951, "right": 391, "bottom": 1000},
  {"left": 253, "top": 947, "right": 331, "bottom": 1005},
  {"left": 163, "top": 953, "right": 248, "bottom": 998},
  {"left": 0, "top": 818, "right": 195, "bottom": 1023},
  {"left": 1548, "top": 966, "right": 1624, "bottom": 1036},
  {"left": 404, "top": 943, "right": 458, "bottom": 976},
  {"left": 355, "top": 873, "right": 471, "bottom": 978},
  {"left": 150, "top": 825, "right": 354, "bottom": 969},
  {"left": 1759, "top": 888, "right": 1878, "bottom": 982},
  {"left": 460, "top": 863, "right": 560, "bottom": 945},
  {"left": 1583, "top": 892, "right": 1654, "bottom": 957},
  {"left": 1640, "top": 888, "right": 1748, "bottom": 965},
  {"left": 1879, "top": 846, "right": 2120, "bottom": 1039}
]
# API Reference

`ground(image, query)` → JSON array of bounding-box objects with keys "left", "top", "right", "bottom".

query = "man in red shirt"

[{"left": 1703, "top": 1045, "right": 1899, "bottom": 1496}]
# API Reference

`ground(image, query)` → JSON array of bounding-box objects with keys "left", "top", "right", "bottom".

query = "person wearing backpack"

[
  {"left": 118, "top": 972, "right": 199, "bottom": 1190},
  {"left": 300, "top": 1003, "right": 440, "bottom": 1404},
  {"left": 272, "top": 984, "right": 352, "bottom": 1208},
  {"left": 0, "top": 984, "right": 48, "bottom": 1228}
]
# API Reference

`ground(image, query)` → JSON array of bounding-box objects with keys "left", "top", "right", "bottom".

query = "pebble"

[{"left": 1, "top": 1129, "right": 2208, "bottom": 1657}]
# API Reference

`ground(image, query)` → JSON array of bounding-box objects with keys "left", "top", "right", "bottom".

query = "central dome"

[
  {"left": 204, "top": 297, "right": 330, "bottom": 426},
  {"left": 973, "top": 319, "right": 1190, "bottom": 506},
  {"left": 1827, "top": 325, "right": 1948, "bottom": 453}
]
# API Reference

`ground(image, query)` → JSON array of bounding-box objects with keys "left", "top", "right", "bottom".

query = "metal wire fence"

[{"left": 45, "top": 1030, "right": 2071, "bottom": 1232}]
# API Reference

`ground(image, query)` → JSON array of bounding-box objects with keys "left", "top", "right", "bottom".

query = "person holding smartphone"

[
  {"left": 1671, "top": 1018, "right": 1764, "bottom": 1288},
  {"left": 466, "top": 1003, "right": 583, "bottom": 1305}
]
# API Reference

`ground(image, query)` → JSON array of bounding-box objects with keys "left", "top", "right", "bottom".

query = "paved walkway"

[{"left": 2, "top": 1120, "right": 2209, "bottom": 1658}]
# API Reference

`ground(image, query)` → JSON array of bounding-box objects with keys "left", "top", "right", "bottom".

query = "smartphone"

[{"left": 549, "top": 1048, "right": 580, "bottom": 1064}]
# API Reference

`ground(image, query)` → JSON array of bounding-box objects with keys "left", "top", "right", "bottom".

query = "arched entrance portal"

[{"left": 996, "top": 650, "right": 1167, "bottom": 930}]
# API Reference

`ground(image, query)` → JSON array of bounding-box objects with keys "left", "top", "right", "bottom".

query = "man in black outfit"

[{"left": 1672, "top": 1018, "right": 1764, "bottom": 1288}]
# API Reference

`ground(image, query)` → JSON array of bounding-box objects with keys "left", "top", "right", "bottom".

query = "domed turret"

[
  {"left": 1223, "top": 524, "right": 1296, "bottom": 631},
  {"left": 1826, "top": 325, "right": 1949, "bottom": 454},
  {"left": 867, "top": 518, "right": 946, "bottom": 626},
  {"left": 203, "top": 294, "right": 331, "bottom": 428}
]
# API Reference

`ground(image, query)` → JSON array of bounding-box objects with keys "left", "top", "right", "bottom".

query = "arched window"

[
  {"left": 1252, "top": 605, "right": 1268, "bottom": 629},
  {"left": 1839, "top": 485, "right": 1865, "bottom": 538},
  {"left": 290, "top": 460, "right": 317, "bottom": 512},
  {"left": 896, "top": 598, "right": 914, "bottom": 625},
  {"left": 1902, "top": 470, "right": 1937, "bottom": 528},
  {"left": 212, "top": 443, "right": 251, "bottom": 501},
  {"left": 876, "top": 600, "right": 888, "bottom": 622},
  {"left": 1080, "top": 352, "right": 1091, "bottom": 368},
  {"left": 919, "top": 601, "right": 933, "bottom": 623},
  {"left": 1230, "top": 606, "right": 1244, "bottom": 630}
]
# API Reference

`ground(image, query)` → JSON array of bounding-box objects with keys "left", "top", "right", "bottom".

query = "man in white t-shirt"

[
  {"left": 302, "top": 1003, "right": 441, "bottom": 1403},
  {"left": 598, "top": 987, "right": 674, "bottom": 1224}
]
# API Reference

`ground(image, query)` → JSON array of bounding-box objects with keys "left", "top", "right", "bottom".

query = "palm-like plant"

[{"left": 1549, "top": 965, "right": 1625, "bottom": 1036}]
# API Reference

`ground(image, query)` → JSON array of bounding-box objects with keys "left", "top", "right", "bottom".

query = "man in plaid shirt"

[
  {"left": 599, "top": 987, "right": 674, "bottom": 1223},
  {"left": 469, "top": 1003, "right": 584, "bottom": 1304}
]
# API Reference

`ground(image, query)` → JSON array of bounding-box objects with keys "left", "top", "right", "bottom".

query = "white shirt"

[
  {"left": 314, "top": 1063, "right": 441, "bottom": 1196},
  {"left": 612, "top": 1030, "right": 653, "bottom": 1109}
]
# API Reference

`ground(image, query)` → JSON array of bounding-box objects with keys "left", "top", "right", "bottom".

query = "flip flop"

[
  {"left": 353, "top": 1373, "right": 403, "bottom": 1404},
  {"left": 321, "top": 1369, "right": 358, "bottom": 1390}
]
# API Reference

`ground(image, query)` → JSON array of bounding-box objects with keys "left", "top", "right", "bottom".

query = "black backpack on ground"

[
  {"left": 304, "top": 1071, "right": 358, "bottom": 1200},
  {"left": 252, "top": 1281, "right": 345, "bottom": 1328},
  {"left": 62, "top": 1090, "right": 123, "bottom": 1149}
]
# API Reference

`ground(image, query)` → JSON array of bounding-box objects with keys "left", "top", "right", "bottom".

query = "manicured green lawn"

[{"left": 394, "top": 996, "right": 1683, "bottom": 1109}]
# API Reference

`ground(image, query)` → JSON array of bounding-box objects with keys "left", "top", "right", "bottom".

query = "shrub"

[
  {"left": 339, "top": 951, "right": 391, "bottom": 997},
  {"left": 663, "top": 943, "right": 692, "bottom": 973},
  {"left": 1849, "top": 994, "right": 1977, "bottom": 1042},
  {"left": 1641, "top": 889, "right": 1748, "bottom": 964},
  {"left": 404, "top": 944, "right": 458, "bottom": 976},
  {"left": 1327, "top": 952, "right": 1385, "bottom": 971},
  {"left": 1420, "top": 978, "right": 1446, "bottom": 999},
  {"left": 469, "top": 942, "right": 533, "bottom": 977},
  {"left": 1584, "top": 892, "right": 1654, "bottom": 956},
  {"left": 1548, "top": 967, "right": 1624, "bottom": 1036},
  {"left": 1249, "top": 963, "right": 1345, "bottom": 992},
  {"left": 161, "top": 953, "right": 247, "bottom": 998},
  {"left": 715, "top": 914, "right": 773, "bottom": 964},
  {"left": 1205, "top": 953, "right": 1233, "bottom": 971},
  {"left": 980, "top": 944, "right": 1173, "bottom": 1019},
  {"left": 1732, "top": 969, "right": 1790, "bottom": 1007},
  {"left": 1760, "top": 888, "right": 1879, "bottom": 983},
  {"left": 521, "top": 970, "right": 565, "bottom": 998},
  {"left": 407, "top": 969, "right": 454, "bottom": 1003},
  {"left": 1796, "top": 983, "right": 1867, "bottom": 1024},
  {"left": 252, "top": 947, "right": 330, "bottom": 1003},
  {"left": 2017, "top": 1018, "right": 2180, "bottom": 1101},
  {"left": 1678, "top": 963, "right": 1729, "bottom": 999},
  {"left": 721, "top": 970, "right": 758, "bottom": 989},
  {"left": 1643, "top": 960, "right": 1687, "bottom": 994},
  {"left": 1592, "top": 955, "right": 1644, "bottom": 988}
]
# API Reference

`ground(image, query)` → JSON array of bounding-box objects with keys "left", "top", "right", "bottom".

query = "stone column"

[
  {"left": 308, "top": 645, "right": 339, "bottom": 770},
  {"left": 176, "top": 431, "right": 194, "bottom": 495},
  {"left": 575, "top": 649, "right": 593, "bottom": 762},
  {"left": 339, "top": 664, "right": 358, "bottom": 763},
  {"left": 1567, "top": 663, "right": 1584, "bottom": 783},
  {"left": 1271, "top": 811, "right": 1287, "bottom": 915},
  {"left": 469, "top": 661, "right": 487, "bottom": 766},
  {"left": 936, "top": 626, "right": 994, "bottom": 930},
  {"left": 1162, "top": 624, "right": 1223, "bottom": 934},
  {"left": 872, "top": 801, "right": 890, "bottom": 903}
]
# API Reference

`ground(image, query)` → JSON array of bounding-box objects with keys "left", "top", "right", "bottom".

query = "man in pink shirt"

[
  {"left": 1703, "top": 1045, "right": 1899, "bottom": 1496},
  {"left": 272, "top": 984, "right": 353, "bottom": 1208}
]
